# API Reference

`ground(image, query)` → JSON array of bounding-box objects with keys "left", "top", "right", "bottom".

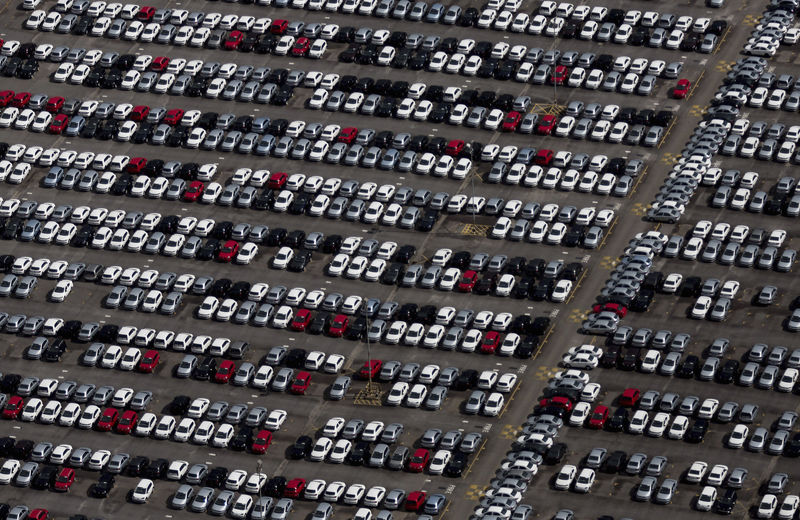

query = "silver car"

[{"left": 171, "top": 484, "right": 195, "bottom": 509}]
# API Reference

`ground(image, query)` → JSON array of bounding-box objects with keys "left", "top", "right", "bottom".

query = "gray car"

[
  {"left": 654, "top": 478, "right": 677, "bottom": 504},
  {"left": 635, "top": 476, "right": 658, "bottom": 501},
  {"left": 271, "top": 498, "right": 293, "bottom": 520},
  {"left": 170, "top": 484, "right": 194, "bottom": 509}
]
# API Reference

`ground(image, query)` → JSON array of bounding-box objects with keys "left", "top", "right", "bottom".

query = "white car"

[
  {"left": 647, "top": 412, "right": 670, "bottom": 437},
  {"left": 691, "top": 296, "right": 713, "bottom": 319},
  {"left": 728, "top": 424, "right": 749, "bottom": 449},
  {"left": 573, "top": 468, "right": 596, "bottom": 493},
  {"left": 667, "top": 416, "right": 689, "bottom": 439},
  {"left": 627, "top": 410, "right": 649, "bottom": 434},
  {"left": 696, "top": 486, "right": 717, "bottom": 511},
  {"left": 554, "top": 465, "right": 577, "bottom": 490},
  {"left": 131, "top": 479, "right": 154, "bottom": 503},
  {"left": 569, "top": 402, "right": 591, "bottom": 426}
]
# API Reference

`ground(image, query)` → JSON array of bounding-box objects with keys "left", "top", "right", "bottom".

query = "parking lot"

[{"left": 0, "top": 0, "right": 790, "bottom": 518}]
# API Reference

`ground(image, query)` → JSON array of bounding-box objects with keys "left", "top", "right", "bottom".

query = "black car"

[
  {"left": 197, "top": 239, "right": 221, "bottom": 261},
  {"left": 685, "top": 419, "right": 709, "bottom": 443},
  {"left": 618, "top": 351, "right": 638, "bottom": 370},
  {"left": 678, "top": 355, "right": 699, "bottom": 378},
  {"left": 345, "top": 317, "right": 366, "bottom": 340},
  {"left": 601, "top": 450, "right": 627, "bottom": 473},
  {"left": 474, "top": 275, "right": 498, "bottom": 295},
  {"left": 713, "top": 489, "right": 737, "bottom": 515},
  {"left": 285, "top": 349, "right": 307, "bottom": 368},
  {"left": 322, "top": 235, "right": 343, "bottom": 253},
  {"left": 206, "top": 466, "right": 228, "bottom": 488},
  {"left": 543, "top": 443, "right": 567, "bottom": 464},
  {"left": 227, "top": 281, "right": 251, "bottom": 300},
  {"left": 231, "top": 427, "right": 253, "bottom": 451},
  {"left": 346, "top": 441, "right": 371, "bottom": 465},
  {"left": 10, "top": 439, "right": 33, "bottom": 459},
  {"left": 288, "top": 436, "right": 313, "bottom": 459},
  {"left": 32, "top": 465, "right": 58, "bottom": 490},
  {"left": 381, "top": 263, "right": 404, "bottom": 285},
  {"left": 266, "top": 228, "right": 287, "bottom": 246},
  {"left": 0, "top": 437, "right": 14, "bottom": 457},
  {"left": 307, "top": 313, "right": 331, "bottom": 335},
  {"left": 717, "top": 360, "right": 740, "bottom": 384},
  {"left": 0, "top": 374, "right": 20, "bottom": 393},
  {"left": 607, "top": 408, "right": 629, "bottom": 432},
  {"left": 785, "top": 433, "right": 800, "bottom": 457},
  {"left": 600, "top": 347, "right": 620, "bottom": 368},
  {"left": 444, "top": 452, "right": 468, "bottom": 477},
  {"left": 144, "top": 458, "right": 168, "bottom": 479},
  {"left": 43, "top": 340, "right": 67, "bottom": 362},
  {"left": 515, "top": 336, "right": 538, "bottom": 359},
  {"left": 453, "top": 369, "right": 478, "bottom": 391},
  {"left": 169, "top": 395, "right": 191, "bottom": 415},
  {"left": 92, "top": 473, "right": 115, "bottom": 497},
  {"left": 265, "top": 476, "right": 287, "bottom": 497},
  {"left": 126, "top": 456, "right": 149, "bottom": 477},
  {"left": 395, "top": 245, "right": 416, "bottom": 263},
  {"left": 287, "top": 251, "right": 312, "bottom": 272},
  {"left": 193, "top": 357, "right": 217, "bottom": 380}
]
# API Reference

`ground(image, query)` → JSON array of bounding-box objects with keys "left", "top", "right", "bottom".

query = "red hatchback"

[
  {"left": 126, "top": 157, "right": 147, "bottom": 173},
  {"left": 405, "top": 491, "right": 427, "bottom": 511},
  {"left": 217, "top": 240, "right": 239, "bottom": 262},
  {"left": 445, "top": 139, "right": 464, "bottom": 156},
  {"left": 251, "top": 430, "right": 273, "bottom": 454},
  {"left": 182, "top": 181, "right": 204, "bottom": 201},
  {"left": 48, "top": 114, "right": 69, "bottom": 134},
  {"left": 96, "top": 408, "right": 119, "bottom": 431},
  {"left": 215, "top": 360, "right": 236, "bottom": 383},
  {"left": 130, "top": 105, "right": 150, "bottom": 121},
  {"left": 290, "top": 309, "right": 313, "bottom": 331},
  {"left": 0, "top": 90, "right": 14, "bottom": 107},
  {"left": 162, "top": 108, "right": 184, "bottom": 125},
  {"left": 501, "top": 111, "right": 522, "bottom": 131},
  {"left": 534, "top": 148, "right": 554, "bottom": 165},
  {"left": 269, "top": 19, "right": 289, "bottom": 34},
  {"left": 337, "top": 126, "right": 358, "bottom": 144},
  {"left": 408, "top": 449, "right": 430, "bottom": 472},
  {"left": 116, "top": 410, "right": 138, "bottom": 434},
  {"left": 539, "top": 397, "right": 573, "bottom": 412},
  {"left": 536, "top": 115, "right": 557, "bottom": 135},
  {"left": 45, "top": 96, "right": 64, "bottom": 113},
  {"left": 549, "top": 65, "right": 568, "bottom": 85},
  {"left": 150, "top": 56, "right": 170, "bottom": 72},
  {"left": 284, "top": 478, "right": 307, "bottom": 498},
  {"left": 673, "top": 79, "right": 691, "bottom": 99},
  {"left": 290, "top": 371, "right": 311, "bottom": 394},
  {"left": 2, "top": 396, "right": 23, "bottom": 419},
  {"left": 587, "top": 405, "right": 609, "bottom": 429},
  {"left": 268, "top": 172, "right": 288, "bottom": 189},
  {"left": 620, "top": 388, "right": 641, "bottom": 407},
  {"left": 224, "top": 30, "right": 244, "bottom": 50},
  {"left": 328, "top": 314, "right": 349, "bottom": 337},
  {"left": 138, "top": 350, "right": 160, "bottom": 372},
  {"left": 480, "top": 331, "right": 501, "bottom": 354},
  {"left": 136, "top": 6, "right": 155, "bottom": 20},
  {"left": 358, "top": 360, "right": 382, "bottom": 379},
  {"left": 28, "top": 509, "right": 49, "bottom": 520},
  {"left": 458, "top": 270, "right": 478, "bottom": 292},
  {"left": 592, "top": 303, "right": 627, "bottom": 318},
  {"left": 291, "top": 37, "right": 311, "bottom": 56},
  {"left": 12, "top": 92, "right": 31, "bottom": 108},
  {"left": 54, "top": 468, "right": 75, "bottom": 491}
]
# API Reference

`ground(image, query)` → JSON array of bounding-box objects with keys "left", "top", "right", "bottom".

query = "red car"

[
  {"left": 620, "top": 388, "right": 641, "bottom": 407},
  {"left": 138, "top": 350, "right": 160, "bottom": 372},
  {"left": 215, "top": 360, "right": 236, "bottom": 383},
  {"left": 130, "top": 105, "right": 150, "bottom": 121},
  {"left": 501, "top": 111, "right": 522, "bottom": 132},
  {"left": 592, "top": 303, "right": 627, "bottom": 318},
  {"left": 0, "top": 90, "right": 14, "bottom": 107},
  {"left": 182, "top": 181, "right": 204, "bottom": 201},
  {"left": 27, "top": 509, "right": 49, "bottom": 520},
  {"left": 54, "top": 468, "right": 75, "bottom": 491},
  {"left": 136, "top": 6, "right": 155, "bottom": 20},
  {"left": 162, "top": 108, "right": 184, "bottom": 125},
  {"left": 549, "top": 65, "right": 568, "bottom": 85},
  {"left": 269, "top": 19, "right": 289, "bottom": 34},
  {"left": 673, "top": 78, "right": 691, "bottom": 99},
  {"left": 268, "top": 172, "right": 288, "bottom": 189},
  {"left": 539, "top": 397, "right": 573, "bottom": 412},
  {"left": 126, "top": 157, "right": 147, "bottom": 173},
  {"left": 458, "top": 270, "right": 478, "bottom": 292},
  {"left": 96, "top": 408, "right": 119, "bottom": 431},
  {"left": 217, "top": 240, "right": 240, "bottom": 262},
  {"left": 290, "top": 371, "right": 311, "bottom": 394},
  {"left": 251, "top": 430, "right": 273, "bottom": 454},
  {"left": 587, "top": 405, "right": 609, "bottom": 429},
  {"left": 284, "top": 478, "right": 307, "bottom": 498},
  {"left": 47, "top": 114, "right": 69, "bottom": 134},
  {"left": 2, "top": 396, "right": 23, "bottom": 419},
  {"left": 115, "top": 410, "right": 138, "bottom": 434},
  {"left": 405, "top": 491, "right": 427, "bottom": 511},
  {"left": 45, "top": 96, "right": 64, "bottom": 113},
  {"left": 12, "top": 92, "right": 31, "bottom": 108},
  {"left": 357, "top": 360, "right": 382, "bottom": 379},
  {"left": 445, "top": 139, "right": 465, "bottom": 156},
  {"left": 224, "top": 30, "right": 244, "bottom": 50},
  {"left": 480, "top": 331, "right": 501, "bottom": 354},
  {"left": 337, "top": 126, "right": 358, "bottom": 144},
  {"left": 150, "top": 56, "right": 170, "bottom": 72},
  {"left": 290, "top": 309, "right": 313, "bottom": 331},
  {"left": 328, "top": 314, "right": 349, "bottom": 337},
  {"left": 291, "top": 37, "right": 311, "bottom": 56},
  {"left": 534, "top": 148, "right": 554, "bottom": 165},
  {"left": 408, "top": 449, "right": 430, "bottom": 472},
  {"left": 536, "top": 115, "right": 557, "bottom": 135}
]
